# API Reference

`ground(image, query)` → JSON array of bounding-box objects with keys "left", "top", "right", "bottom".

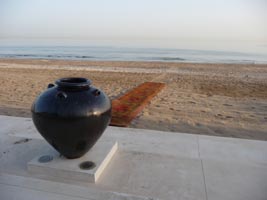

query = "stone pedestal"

[{"left": 27, "top": 140, "right": 118, "bottom": 183}]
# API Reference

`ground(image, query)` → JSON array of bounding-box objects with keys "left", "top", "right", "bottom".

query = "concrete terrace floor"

[{"left": 0, "top": 115, "right": 267, "bottom": 200}]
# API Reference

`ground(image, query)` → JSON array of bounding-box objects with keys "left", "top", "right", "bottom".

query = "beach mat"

[{"left": 110, "top": 82, "right": 165, "bottom": 127}]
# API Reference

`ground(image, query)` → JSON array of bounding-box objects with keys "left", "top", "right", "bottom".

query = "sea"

[{"left": 0, "top": 45, "right": 266, "bottom": 64}]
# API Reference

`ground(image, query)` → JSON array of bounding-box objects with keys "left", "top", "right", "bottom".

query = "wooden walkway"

[{"left": 110, "top": 82, "right": 165, "bottom": 127}]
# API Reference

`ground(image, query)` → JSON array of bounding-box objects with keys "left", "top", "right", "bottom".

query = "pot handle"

[
  {"left": 56, "top": 91, "right": 67, "bottom": 99},
  {"left": 47, "top": 83, "right": 55, "bottom": 88},
  {"left": 93, "top": 89, "right": 101, "bottom": 96}
]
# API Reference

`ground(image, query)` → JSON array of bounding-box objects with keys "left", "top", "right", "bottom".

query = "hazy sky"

[{"left": 0, "top": 0, "right": 266, "bottom": 49}]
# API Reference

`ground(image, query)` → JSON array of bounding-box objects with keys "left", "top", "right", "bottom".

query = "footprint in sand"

[
  {"left": 223, "top": 104, "right": 232, "bottom": 107},
  {"left": 188, "top": 101, "right": 196, "bottom": 104},
  {"left": 195, "top": 123, "right": 202, "bottom": 127}
]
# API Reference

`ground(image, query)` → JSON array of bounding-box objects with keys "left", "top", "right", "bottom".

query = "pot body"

[{"left": 31, "top": 77, "right": 111, "bottom": 159}]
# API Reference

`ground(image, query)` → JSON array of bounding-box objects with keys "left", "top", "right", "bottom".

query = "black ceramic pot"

[{"left": 31, "top": 77, "right": 111, "bottom": 159}]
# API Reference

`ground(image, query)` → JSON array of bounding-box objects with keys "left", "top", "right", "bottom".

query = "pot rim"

[{"left": 56, "top": 77, "right": 91, "bottom": 89}]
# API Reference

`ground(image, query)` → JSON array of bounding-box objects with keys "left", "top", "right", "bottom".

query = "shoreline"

[
  {"left": 1, "top": 58, "right": 266, "bottom": 66},
  {"left": 1, "top": 58, "right": 267, "bottom": 78},
  {"left": 1, "top": 58, "right": 267, "bottom": 141}
]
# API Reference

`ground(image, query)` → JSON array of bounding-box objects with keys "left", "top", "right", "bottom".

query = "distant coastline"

[{"left": 0, "top": 46, "right": 266, "bottom": 64}]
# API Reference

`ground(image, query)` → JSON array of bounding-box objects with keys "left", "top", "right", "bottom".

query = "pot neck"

[{"left": 56, "top": 77, "right": 91, "bottom": 90}]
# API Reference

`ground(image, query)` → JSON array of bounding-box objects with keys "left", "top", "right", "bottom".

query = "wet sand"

[{"left": 1, "top": 58, "right": 267, "bottom": 140}]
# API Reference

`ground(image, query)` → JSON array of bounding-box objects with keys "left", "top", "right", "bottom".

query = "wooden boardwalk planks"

[{"left": 110, "top": 82, "right": 165, "bottom": 127}]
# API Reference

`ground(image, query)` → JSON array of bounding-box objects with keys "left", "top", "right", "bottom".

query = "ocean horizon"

[{"left": 0, "top": 45, "right": 266, "bottom": 64}]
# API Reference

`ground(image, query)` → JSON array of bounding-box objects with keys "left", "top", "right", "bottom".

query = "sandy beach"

[{"left": 0, "top": 58, "right": 267, "bottom": 140}]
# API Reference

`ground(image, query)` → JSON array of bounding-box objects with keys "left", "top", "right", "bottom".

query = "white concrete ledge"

[{"left": 0, "top": 115, "right": 267, "bottom": 200}]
